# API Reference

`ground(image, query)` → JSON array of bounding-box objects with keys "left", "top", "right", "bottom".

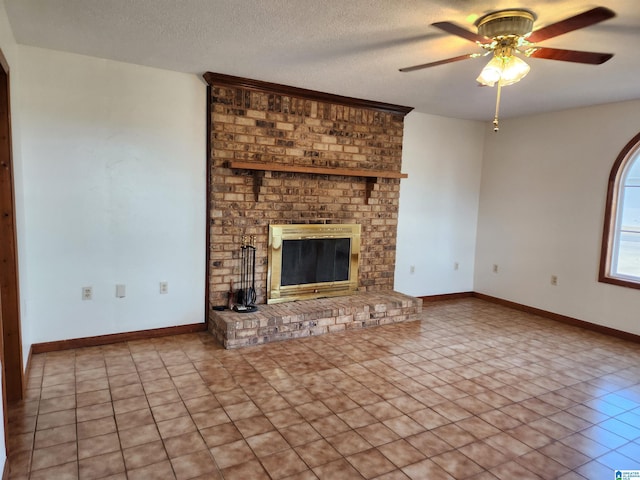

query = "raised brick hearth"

[{"left": 209, "top": 291, "right": 422, "bottom": 348}]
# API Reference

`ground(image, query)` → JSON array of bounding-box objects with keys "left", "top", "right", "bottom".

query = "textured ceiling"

[{"left": 5, "top": 0, "right": 640, "bottom": 120}]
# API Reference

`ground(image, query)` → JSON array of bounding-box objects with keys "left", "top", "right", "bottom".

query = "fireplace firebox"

[{"left": 267, "top": 224, "right": 360, "bottom": 304}]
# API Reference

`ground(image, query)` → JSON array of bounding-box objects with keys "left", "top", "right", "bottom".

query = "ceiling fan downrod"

[{"left": 493, "top": 82, "right": 503, "bottom": 133}]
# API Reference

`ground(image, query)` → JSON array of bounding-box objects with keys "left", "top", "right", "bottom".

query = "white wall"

[
  {"left": 16, "top": 46, "right": 207, "bottom": 345},
  {"left": 475, "top": 100, "right": 640, "bottom": 335},
  {"left": 395, "top": 111, "right": 484, "bottom": 296}
]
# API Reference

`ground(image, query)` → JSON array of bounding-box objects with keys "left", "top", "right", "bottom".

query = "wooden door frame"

[{"left": 0, "top": 46, "right": 24, "bottom": 413}]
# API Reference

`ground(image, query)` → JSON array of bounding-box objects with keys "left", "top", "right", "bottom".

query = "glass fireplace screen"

[{"left": 267, "top": 224, "right": 360, "bottom": 304}]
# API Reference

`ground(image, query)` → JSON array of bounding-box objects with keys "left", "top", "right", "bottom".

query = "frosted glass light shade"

[
  {"left": 476, "top": 55, "right": 530, "bottom": 87},
  {"left": 476, "top": 56, "right": 504, "bottom": 86},
  {"left": 500, "top": 56, "right": 530, "bottom": 86}
]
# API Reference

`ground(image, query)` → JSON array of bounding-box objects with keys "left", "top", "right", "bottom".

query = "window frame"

[{"left": 600, "top": 131, "right": 640, "bottom": 289}]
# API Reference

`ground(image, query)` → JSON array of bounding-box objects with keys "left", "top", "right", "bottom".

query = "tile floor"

[{"left": 6, "top": 298, "right": 640, "bottom": 479}]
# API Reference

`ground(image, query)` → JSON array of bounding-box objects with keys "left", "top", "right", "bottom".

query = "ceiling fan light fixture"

[{"left": 476, "top": 54, "right": 530, "bottom": 87}]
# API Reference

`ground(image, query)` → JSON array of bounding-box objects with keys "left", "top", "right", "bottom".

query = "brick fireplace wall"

[{"left": 204, "top": 73, "right": 412, "bottom": 308}]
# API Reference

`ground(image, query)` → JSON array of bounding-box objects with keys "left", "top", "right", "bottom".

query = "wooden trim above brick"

[{"left": 203, "top": 72, "right": 414, "bottom": 116}]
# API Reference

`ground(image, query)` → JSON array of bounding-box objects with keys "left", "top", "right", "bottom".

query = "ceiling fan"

[{"left": 400, "top": 6, "right": 616, "bottom": 131}]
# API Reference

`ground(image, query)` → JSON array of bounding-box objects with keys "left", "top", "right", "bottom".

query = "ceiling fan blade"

[
  {"left": 527, "top": 6, "right": 615, "bottom": 43},
  {"left": 529, "top": 47, "right": 613, "bottom": 65},
  {"left": 399, "top": 54, "right": 477, "bottom": 72},
  {"left": 432, "top": 21, "right": 487, "bottom": 43}
]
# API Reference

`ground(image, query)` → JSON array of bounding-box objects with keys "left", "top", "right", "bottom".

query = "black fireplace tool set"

[{"left": 231, "top": 235, "right": 258, "bottom": 313}]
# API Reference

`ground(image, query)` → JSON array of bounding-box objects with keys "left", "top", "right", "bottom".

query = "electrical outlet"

[
  {"left": 410, "top": 265, "right": 415, "bottom": 274},
  {"left": 82, "top": 286, "right": 92, "bottom": 301},
  {"left": 116, "top": 284, "right": 126, "bottom": 298},
  {"left": 454, "top": 262, "right": 459, "bottom": 271},
  {"left": 160, "top": 281, "right": 168, "bottom": 294},
  {"left": 493, "top": 264, "right": 499, "bottom": 273},
  {"left": 550, "top": 275, "right": 558, "bottom": 286}
]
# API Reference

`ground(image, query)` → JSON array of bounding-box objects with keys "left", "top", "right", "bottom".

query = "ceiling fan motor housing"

[{"left": 476, "top": 9, "right": 536, "bottom": 38}]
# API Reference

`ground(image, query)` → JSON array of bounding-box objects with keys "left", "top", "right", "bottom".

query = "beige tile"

[
  {"left": 157, "top": 415, "right": 197, "bottom": 439},
  {"left": 356, "top": 422, "right": 401, "bottom": 447},
  {"left": 127, "top": 460, "right": 176, "bottom": 480},
  {"left": 119, "top": 423, "right": 161, "bottom": 449},
  {"left": 326, "top": 430, "right": 371, "bottom": 457},
  {"left": 431, "top": 450, "right": 485, "bottom": 479},
  {"left": 143, "top": 378, "right": 175, "bottom": 394},
  {"left": 261, "top": 448, "right": 309, "bottom": 479},
  {"left": 111, "top": 382, "right": 145, "bottom": 401},
  {"left": 76, "top": 403, "right": 113, "bottom": 423},
  {"left": 280, "top": 422, "right": 322, "bottom": 447},
  {"left": 338, "top": 407, "right": 378, "bottom": 429},
  {"left": 113, "top": 395, "right": 148, "bottom": 415},
  {"left": 405, "top": 430, "right": 453, "bottom": 457},
  {"left": 347, "top": 448, "right": 396, "bottom": 479},
  {"left": 310, "top": 414, "right": 351, "bottom": 437},
  {"left": 221, "top": 459, "right": 270, "bottom": 480},
  {"left": 164, "top": 431, "right": 207, "bottom": 458},
  {"left": 514, "top": 450, "right": 570, "bottom": 479},
  {"left": 322, "top": 394, "right": 360, "bottom": 414},
  {"left": 364, "top": 401, "right": 404, "bottom": 422},
  {"left": 431, "top": 423, "right": 476, "bottom": 449},
  {"left": 294, "top": 438, "right": 342, "bottom": 468},
  {"left": 115, "top": 407, "right": 155, "bottom": 430},
  {"left": 151, "top": 400, "right": 189, "bottom": 422},
  {"left": 76, "top": 378, "right": 110, "bottom": 394},
  {"left": 223, "top": 400, "right": 262, "bottom": 421},
  {"left": 458, "top": 441, "right": 511, "bottom": 470},
  {"left": 77, "top": 416, "right": 117, "bottom": 440},
  {"left": 31, "top": 441, "right": 77, "bottom": 471},
  {"left": 313, "top": 458, "right": 364, "bottom": 479},
  {"left": 76, "top": 389, "right": 111, "bottom": 408},
  {"left": 123, "top": 440, "right": 168, "bottom": 470},
  {"left": 34, "top": 424, "right": 76, "bottom": 449},
  {"left": 402, "top": 459, "right": 456, "bottom": 480},
  {"left": 184, "top": 394, "right": 220, "bottom": 414},
  {"left": 108, "top": 372, "right": 141, "bottom": 388},
  {"left": 265, "top": 407, "right": 306, "bottom": 429},
  {"left": 191, "top": 407, "right": 230, "bottom": 429},
  {"left": 378, "top": 439, "right": 426, "bottom": 468},
  {"left": 382, "top": 415, "right": 425, "bottom": 437},
  {"left": 171, "top": 451, "right": 218, "bottom": 479},
  {"left": 78, "top": 432, "right": 120, "bottom": 459},
  {"left": 29, "top": 461, "right": 78, "bottom": 480},
  {"left": 210, "top": 438, "right": 255, "bottom": 469},
  {"left": 201, "top": 422, "right": 243, "bottom": 448},
  {"left": 38, "top": 394, "right": 76, "bottom": 414},
  {"left": 295, "top": 400, "right": 334, "bottom": 422},
  {"left": 252, "top": 393, "right": 291, "bottom": 412},
  {"left": 36, "top": 409, "right": 76, "bottom": 430},
  {"left": 146, "top": 388, "right": 181, "bottom": 407},
  {"left": 78, "top": 451, "right": 125, "bottom": 479},
  {"left": 246, "top": 430, "right": 290, "bottom": 457}
]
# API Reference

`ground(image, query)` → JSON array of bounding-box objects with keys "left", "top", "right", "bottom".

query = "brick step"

[{"left": 208, "top": 291, "right": 422, "bottom": 349}]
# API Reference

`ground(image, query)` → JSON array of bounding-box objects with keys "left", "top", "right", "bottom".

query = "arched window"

[{"left": 600, "top": 132, "right": 640, "bottom": 288}]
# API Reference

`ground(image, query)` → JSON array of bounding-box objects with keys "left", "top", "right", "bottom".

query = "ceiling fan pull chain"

[{"left": 493, "top": 82, "right": 502, "bottom": 132}]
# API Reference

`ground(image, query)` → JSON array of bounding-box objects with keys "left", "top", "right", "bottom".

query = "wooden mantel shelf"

[
  {"left": 229, "top": 161, "right": 408, "bottom": 179},
  {"left": 229, "top": 161, "right": 408, "bottom": 203}
]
